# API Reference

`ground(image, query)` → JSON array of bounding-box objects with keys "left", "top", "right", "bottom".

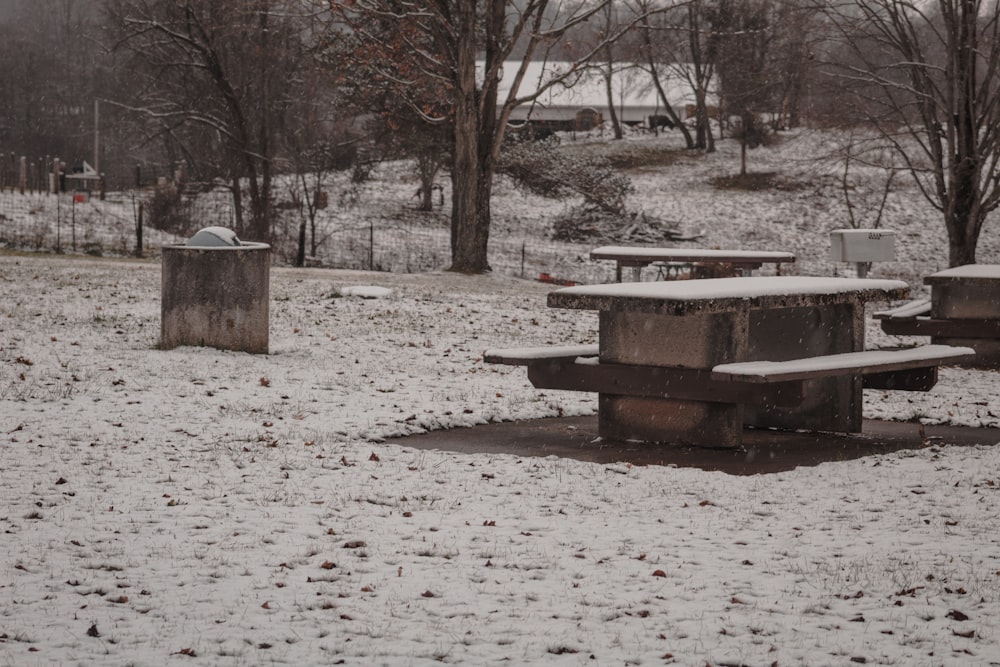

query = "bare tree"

[
  {"left": 707, "top": 0, "right": 779, "bottom": 175},
  {"left": 636, "top": 6, "right": 697, "bottom": 147},
  {"left": 332, "top": 0, "right": 668, "bottom": 273},
  {"left": 105, "top": 0, "right": 313, "bottom": 241},
  {"left": 822, "top": 0, "right": 1000, "bottom": 266},
  {"left": 599, "top": 3, "right": 626, "bottom": 140},
  {"left": 834, "top": 131, "right": 898, "bottom": 230},
  {"left": 636, "top": 1, "right": 718, "bottom": 150}
]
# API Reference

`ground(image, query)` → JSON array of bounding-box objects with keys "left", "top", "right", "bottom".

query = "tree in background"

[
  {"left": 706, "top": 0, "right": 778, "bottom": 175},
  {"left": 637, "top": 0, "right": 715, "bottom": 151},
  {"left": 331, "top": 0, "right": 661, "bottom": 274},
  {"left": 823, "top": 0, "right": 1000, "bottom": 266},
  {"left": 635, "top": 3, "right": 696, "bottom": 148},
  {"left": 105, "top": 0, "right": 312, "bottom": 241}
]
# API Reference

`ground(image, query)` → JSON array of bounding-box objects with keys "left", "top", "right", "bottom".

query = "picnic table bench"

[
  {"left": 875, "top": 264, "right": 1000, "bottom": 367},
  {"left": 486, "top": 276, "right": 974, "bottom": 447},
  {"left": 590, "top": 246, "right": 796, "bottom": 282}
]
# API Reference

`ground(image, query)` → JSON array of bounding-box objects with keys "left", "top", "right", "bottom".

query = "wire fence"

[{"left": 0, "top": 185, "right": 621, "bottom": 285}]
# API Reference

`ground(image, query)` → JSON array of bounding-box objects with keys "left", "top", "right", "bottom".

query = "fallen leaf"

[{"left": 652, "top": 569, "right": 667, "bottom": 578}]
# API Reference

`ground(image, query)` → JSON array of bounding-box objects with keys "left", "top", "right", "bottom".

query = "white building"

[{"left": 488, "top": 60, "right": 712, "bottom": 131}]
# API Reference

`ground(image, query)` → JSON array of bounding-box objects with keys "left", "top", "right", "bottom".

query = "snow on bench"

[
  {"left": 483, "top": 344, "right": 599, "bottom": 366},
  {"left": 711, "top": 344, "right": 974, "bottom": 384},
  {"left": 874, "top": 299, "right": 1000, "bottom": 339},
  {"left": 873, "top": 298, "right": 931, "bottom": 320}
]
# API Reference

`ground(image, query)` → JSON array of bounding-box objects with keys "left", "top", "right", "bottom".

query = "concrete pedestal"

[{"left": 161, "top": 242, "right": 270, "bottom": 353}]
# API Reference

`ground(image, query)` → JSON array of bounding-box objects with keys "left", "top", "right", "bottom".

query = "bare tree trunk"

[
  {"left": 230, "top": 177, "right": 244, "bottom": 233},
  {"left": 688, "top": 4, "right": 715, "bottom": 152},
  {"left": 449, "top": 1, "right": 489, "bottom": 273},
  {"left": 603, "top": 46, "right": 623, "bottom": 140},
  {"left": 639, "top": 13, "right": 694, "bottom": 148}
]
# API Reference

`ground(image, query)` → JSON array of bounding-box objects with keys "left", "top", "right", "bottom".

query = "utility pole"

[{"left": 93, "top": 99, "right": 100, "bottom": 176}]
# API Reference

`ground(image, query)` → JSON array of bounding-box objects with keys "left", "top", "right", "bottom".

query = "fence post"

[
  {"left": 56, "top": 192, "right": 61, "bottom": 252},
  {"left": 19, "top": 156, "right": 25, "bottom": 195},
  {"left": 52, "top": 156, "right": 60, "bottom": 194},
  {"left": 521, "top": 241, "right": 526, "bottom": 278},
  {"left": 136, "top": 199, "right": 144, "bottom": 258},
  {"left": 369, "top": 220, "right": 374, "bottom": 271}
]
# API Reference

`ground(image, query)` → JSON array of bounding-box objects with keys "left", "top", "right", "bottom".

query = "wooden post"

[
  {"left": 136, "top": 200, "right": 144, "bottom": 258},
  {"left": 19, "top": 156, "right": 26, "bottom": 195}
]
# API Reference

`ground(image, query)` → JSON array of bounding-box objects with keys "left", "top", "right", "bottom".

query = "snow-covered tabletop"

[
  {"left": 925, "top": 263, "right": 1000, "bottom": 283},
  {"left": 549, "top": 275, "right": 910, "bottom": 315},
  {"left": 590, "top": 245, "right": 796, "bottom": 264}
]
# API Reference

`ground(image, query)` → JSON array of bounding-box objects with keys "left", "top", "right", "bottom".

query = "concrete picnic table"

[
  {"left": 590, "top": 246, "right": 796, "bottom": 282},
  {"left": 546, "top": 276, "right": 910, "bottom": 446}
]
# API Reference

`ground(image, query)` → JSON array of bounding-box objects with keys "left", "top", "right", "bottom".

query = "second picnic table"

[
  {"left": 877, "top": 264, "right": 1000, "bottom": 367},
  {"left": 590, "top": 245, "right": 796, "bottom": 282}
]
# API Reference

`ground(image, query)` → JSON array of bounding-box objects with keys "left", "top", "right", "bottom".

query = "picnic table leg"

[
  {"left": 597, "top": 308, "right": 750, "bottom": 447},
  {"left": 743, "top": 302, "right": 864, "bottom": 432}
]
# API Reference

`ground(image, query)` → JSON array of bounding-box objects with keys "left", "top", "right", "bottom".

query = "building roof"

[{"left": 488, "top": 60, "right": 711, "bottom": 123}]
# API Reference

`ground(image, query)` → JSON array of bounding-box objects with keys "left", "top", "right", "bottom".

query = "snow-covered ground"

[{"left": 2, "top": 129, "right": 1000, "bottom": 665}]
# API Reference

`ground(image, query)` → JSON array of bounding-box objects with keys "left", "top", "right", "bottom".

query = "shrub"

[{"left": 143, "top": 186, "right": 193, "bottom": 235}]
